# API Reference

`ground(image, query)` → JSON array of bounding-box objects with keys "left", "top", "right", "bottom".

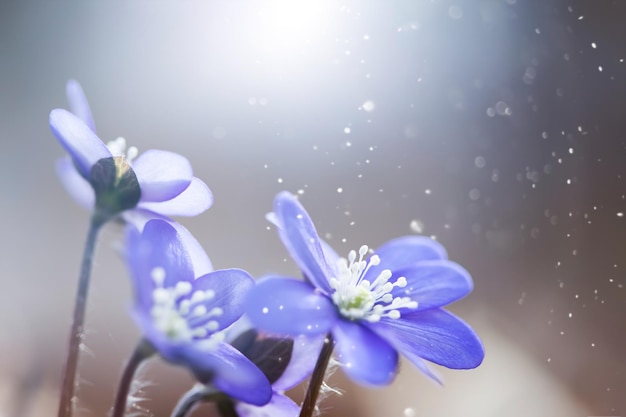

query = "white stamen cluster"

[
  {"left": 107, "top": 137, "right": 138, "bottom": 163},
  {"left": 329, "top": 245, "right": 418, "bottom": 322},
  {"left": 149, "top": 267, "right": 225, "bottom": 347}
]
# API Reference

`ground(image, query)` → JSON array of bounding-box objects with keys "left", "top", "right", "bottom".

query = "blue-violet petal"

[
  {"left": 201, "top": 343, "right": 273, "bottom": 406},
  {"left": 370, "top": 308, "right": 485, "bottom": 370},
  {"left": 66, "top": 79, "right": 96, "bottom": 132},
  {"left": 246, "top": 276, "right": 338, "bottom": 336},
  {"left": 236, "top": 392, "right": 300, "bottom": 417},
  {"left": 391, "top": 260, "right": 473, "bottom": 310},
  {"left": 366, "top": 236, "right": 448, "bottom": 280},
  {"left": 137, "top": 177, "right": 213, "bottom": 216},
  {"left": 190, "top": 269, "right": 254, "bottom": 331},
  {"left": 273, "top": 192, "right": 334, "bottom": 294},
  {"left": 49, "top": 109, "right": 111, "bottom": 178},
  {"left": 333, "top": 320, "right": 398, "bottom": 386},
  {"left": 55, "top": 157, "right": 95, "bottom": 209},
  {"left": 132, "top": 150, "right": 193, "bottom": 202}
]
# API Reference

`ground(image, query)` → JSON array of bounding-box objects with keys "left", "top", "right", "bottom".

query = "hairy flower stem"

[
  {"left": 299, "top": 333, "right": 335, "bottom": 417},
  {"left": 216, "top": 401, "right": 240, "bottom": 417},
  {"left": 111, "top": 339, "right": 155, "bottom": 417},
  {"left": 171, "top": 385, "right": 225, "bottom": 417},
  {"left": 57, "top": 213, "right": 108, "bottom": 417}
]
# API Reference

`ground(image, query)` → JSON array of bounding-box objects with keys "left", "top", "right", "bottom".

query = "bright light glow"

[
  {"left": 251, "top": 0, "right": 336, "bottom": 57},
  {"left": 258, "top": 2, "right": 332, "bottom": 43}
]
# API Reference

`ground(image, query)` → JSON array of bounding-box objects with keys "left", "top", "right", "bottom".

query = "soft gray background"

[{"left": 1, "top": 1, "right": 624, "bottom": 416}]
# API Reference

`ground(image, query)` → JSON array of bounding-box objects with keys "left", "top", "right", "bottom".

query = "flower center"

[
  {"left": 149, "top": 267, "right": 225, "bottom": 347},
  {"left": 329, "top": 245, "right": 418, "bottom": 322},
  {"left": 107, "top": 137, "right": 138, "bottom": 163}
]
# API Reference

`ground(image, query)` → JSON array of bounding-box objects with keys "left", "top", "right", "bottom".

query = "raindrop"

[
  {"left": 344, "top": 127, "right": 351, "bottom": 134},
  {"left": 474, "top": 156, "right": 486, "bottom": 168},
  {"left": 410, "top": 219, "right": 424, "bottom": 233},
  {"left": 362, "top": 100, "right": 375, "bottom": 112},
  {"left": 495, "top": 101, "right": 509, "bottom": 115}
]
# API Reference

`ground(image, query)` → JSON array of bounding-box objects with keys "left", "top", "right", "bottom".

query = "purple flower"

[
  {"left": 245, "top": 192, "right": 485, "bottom": 385},
  {"left": 51, "top": 80, "right": 212, "bottom": 219},
  {"left": 227, "top": 322, "right": 324, "bottom": 417},
  {"left": 126, "top": 219, "right": 272, "bottom": 405}
]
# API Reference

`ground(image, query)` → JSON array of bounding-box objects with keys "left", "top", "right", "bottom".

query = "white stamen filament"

[
  {"left": 106, "top": 137, "right": 139, "bottom": 163},
  {"left": 148, "top": 267, "right": 223, "bottom": 346},
  {"left": 329, "top": 245, "right": 418, "bottom": 322}
]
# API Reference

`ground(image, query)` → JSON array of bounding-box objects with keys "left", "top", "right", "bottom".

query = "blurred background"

[{"left": 1, "top": 1, "right": 625, "bottom": 416}]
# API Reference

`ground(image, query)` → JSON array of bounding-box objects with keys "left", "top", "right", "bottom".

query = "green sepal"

[{"left": 89, "top": 156, "right": 141, "bottom": 218}]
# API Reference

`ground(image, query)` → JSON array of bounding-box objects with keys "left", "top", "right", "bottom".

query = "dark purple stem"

[
  {"left": 111, "top": 339, "right": 154, "bottom": 417},
  {"left": 57, "top": 214, "right": 107, "bottom": 417},
  {"left": 298, "top": 333, "right": 334, "bottom": 417}
]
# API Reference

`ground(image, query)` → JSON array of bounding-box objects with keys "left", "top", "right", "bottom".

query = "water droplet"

[
  {"left": 344, "top": 127, "right": 351, "bottom": 134},
  {"left": 362, "top": 100, "right": 375, "bottom": 112},
  {"left": 495, "top": 101, "right": 509, "bottom": 115},
  {"left": 410, "top": 220, "right": 424, "bottom": 233},
  {"left": 403, "top": 408, "right": 416, "bottom": 417},
  {"left": 469, "top": 188, "right": 481, "bottom": 201},
  {"left": 474, "top": 156, "right": 486, "bottom": 168}
]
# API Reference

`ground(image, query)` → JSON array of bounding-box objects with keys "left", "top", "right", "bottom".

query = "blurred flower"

[
  {"left": 225, "top": 323, "right": 324, "bottom": 417},
  {"left": 246, "top": 191, "right": 484, "bottom": 385},
  {"left": 126, "top": 219, "right": 272, "bottom": 405},
  {"left": 51, "top": 80, "right": 212, "bottom": 219}
]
